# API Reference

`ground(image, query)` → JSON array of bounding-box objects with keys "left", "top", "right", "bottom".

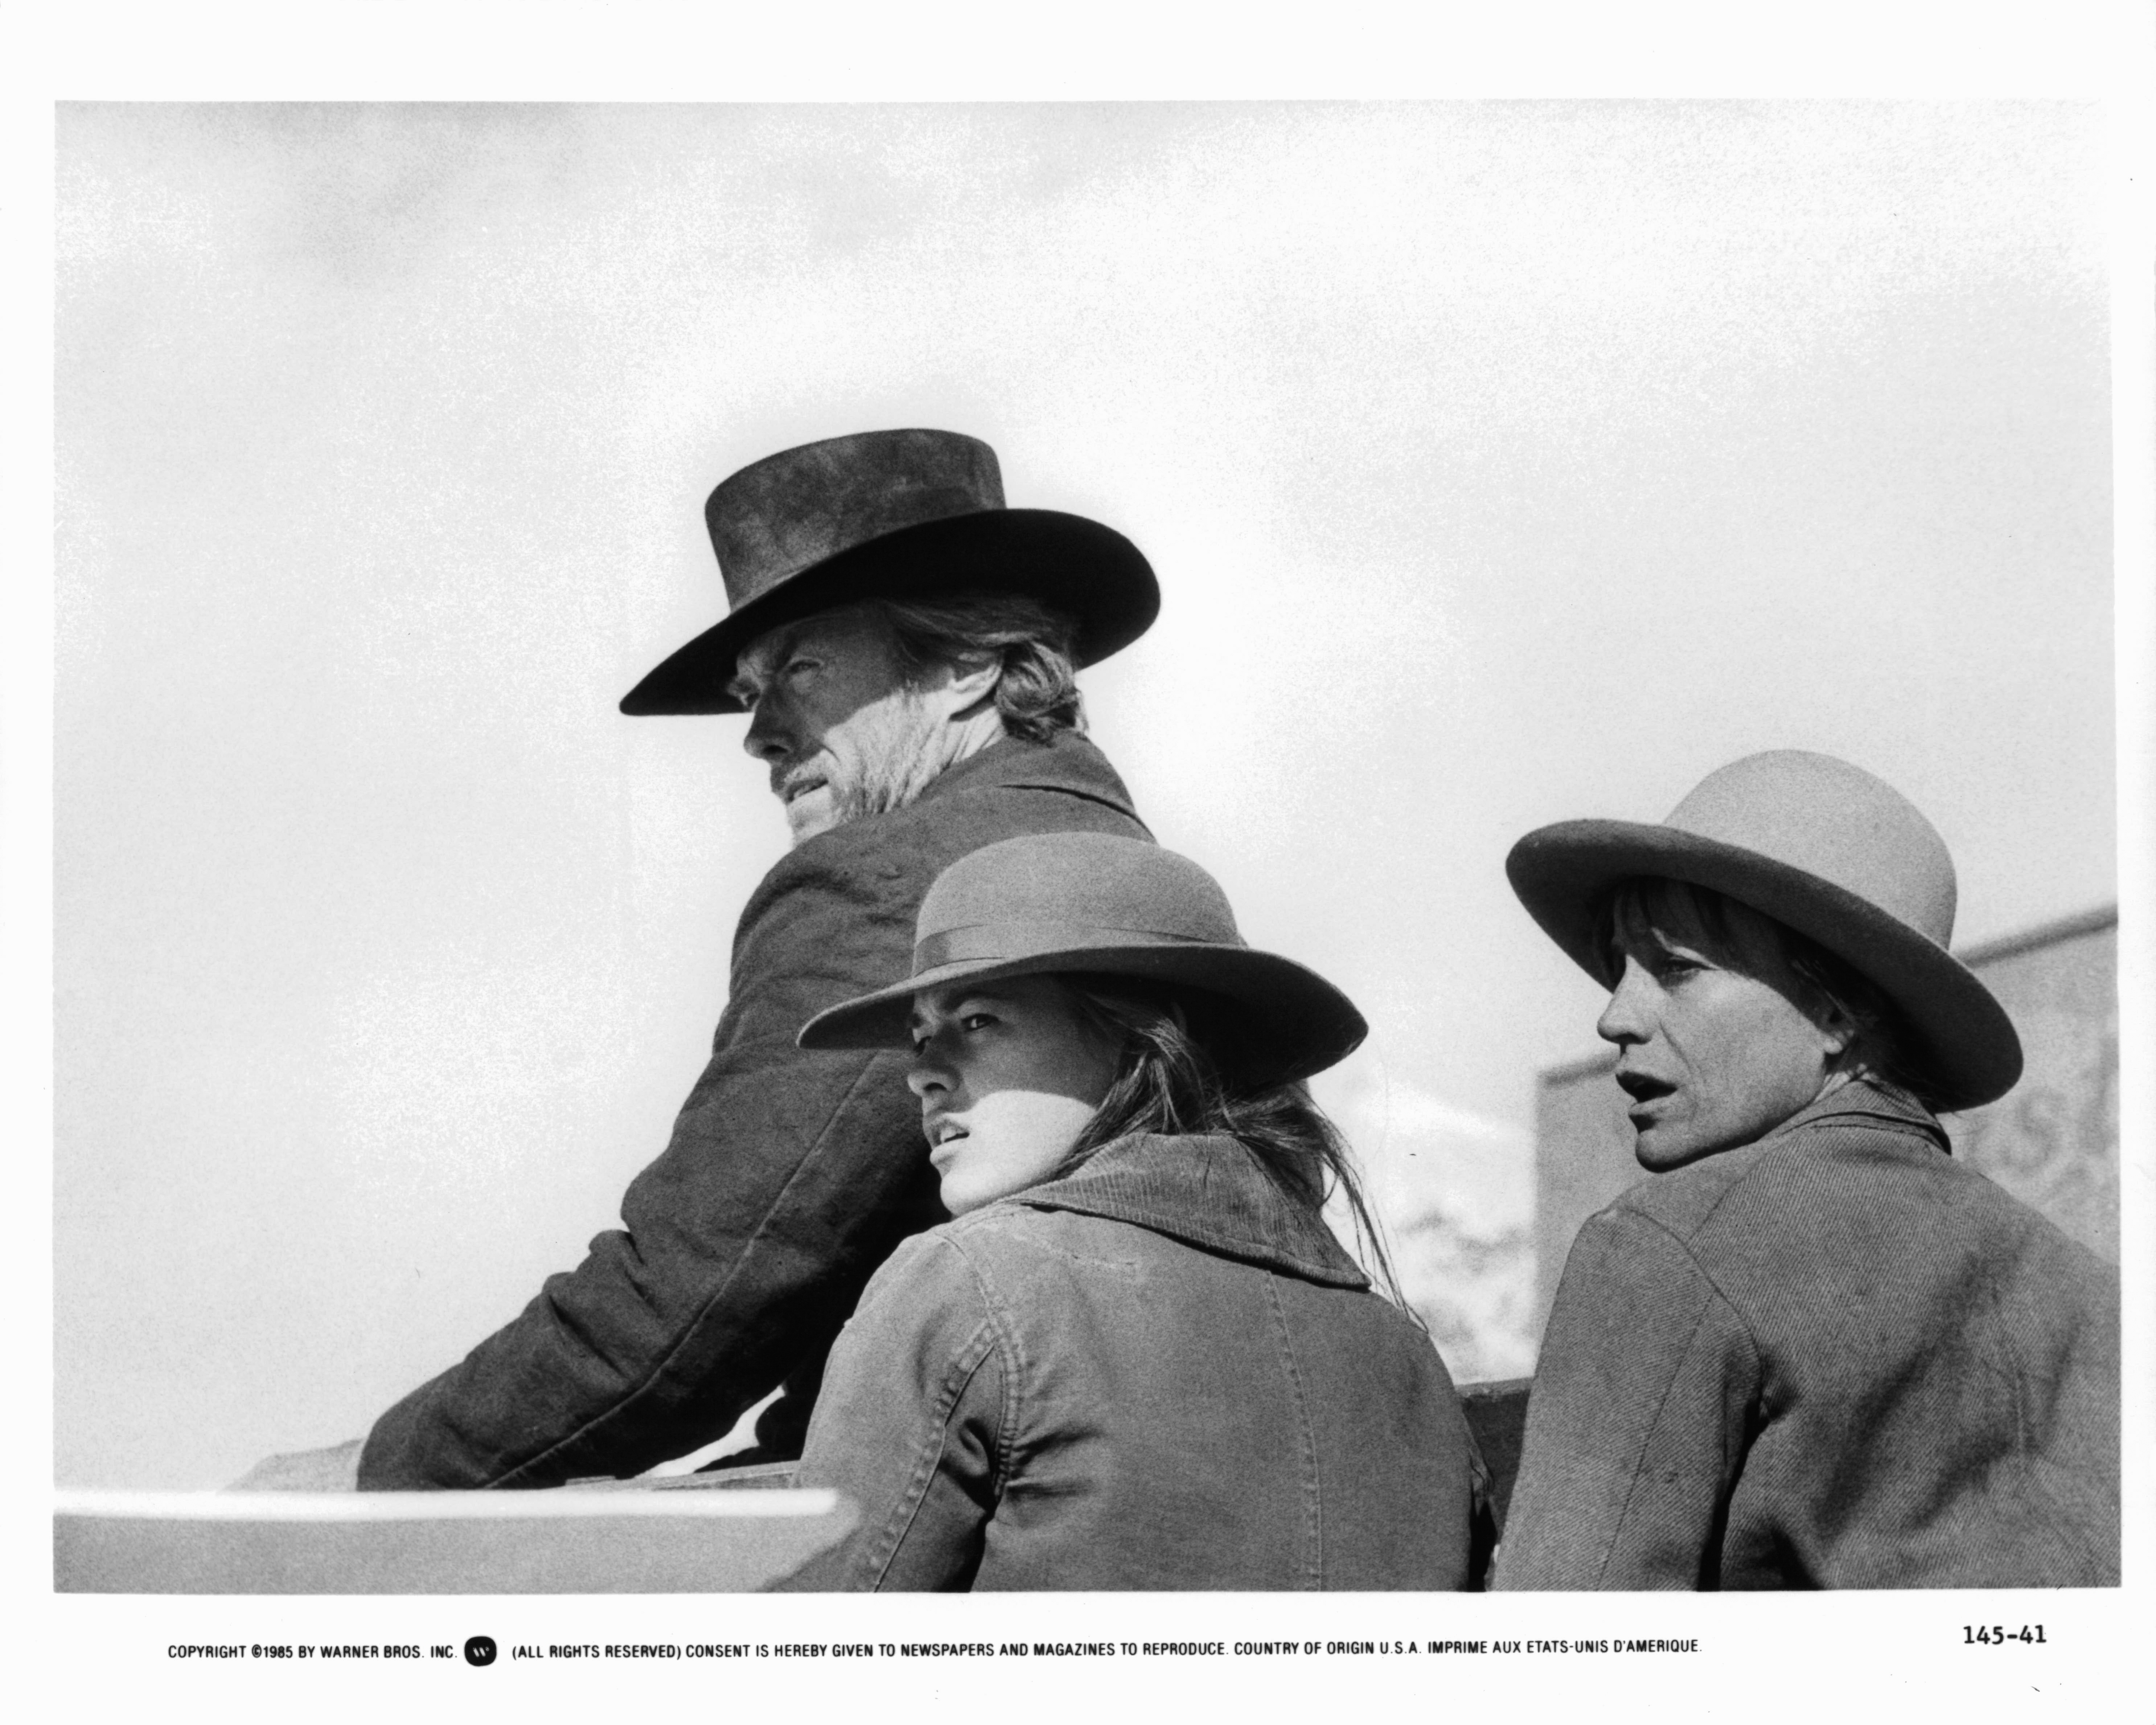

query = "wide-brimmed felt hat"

[
  {"left": 798, "top": 832, "right": 1367, "bottom": 1087},
  {"left": 620, "top": 429, "right": 1158, "bottom": 715},
  {"left": 1505, "top": 749, "right": 2021, "bottom": 1111}
]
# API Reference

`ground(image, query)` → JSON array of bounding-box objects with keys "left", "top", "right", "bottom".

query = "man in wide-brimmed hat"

[
  {"left": 242, "top": 429, "right": 1159, "bottom": 1490},
  {"left": 1492, "top": 751, "right": 2119, "bottom": 1589}
]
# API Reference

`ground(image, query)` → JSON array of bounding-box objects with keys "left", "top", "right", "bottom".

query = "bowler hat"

[
  {"left": 1506, "top": 750, "right": 2021, "bottom": 1111},
  {"left": 799, "top": 832, "right": 1367, "bottom": 1087},
  {"left": 621, "top": 429, "right": 1158, "bottom": 715}
]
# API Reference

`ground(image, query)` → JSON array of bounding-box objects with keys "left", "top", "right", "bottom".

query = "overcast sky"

[{"left": 53, "top": 101, "right": 2117, "bottom": 1487}]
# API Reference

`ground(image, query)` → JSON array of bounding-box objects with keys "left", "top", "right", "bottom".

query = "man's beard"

[{"left": 779, "top": 688, "right": 950, "bottom": 844}]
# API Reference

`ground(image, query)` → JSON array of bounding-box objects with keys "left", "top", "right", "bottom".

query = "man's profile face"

[{"left": 729, "top": 607, "right": 944, "bottom": 844}]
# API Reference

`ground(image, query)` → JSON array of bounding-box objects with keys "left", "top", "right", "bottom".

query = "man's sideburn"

[{"left": 819, "top": 684, "right": 951, "bottom": 837}]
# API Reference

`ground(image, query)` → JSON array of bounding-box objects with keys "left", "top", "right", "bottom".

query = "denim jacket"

[
  {"left": 785, "top": 1132, "right": 1480, "bottom": 1590},
  {"left": 1496, "top": 1079, "right": 2120, "bottom": 1589}
]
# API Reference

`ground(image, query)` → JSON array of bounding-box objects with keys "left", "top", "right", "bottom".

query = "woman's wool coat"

[
  {"left": 787, "top": 1132, "right": 1482, "bottom": 1590},
  {"left": 1495, "top": 1079, "right": 2119, "bottom": 1589}
]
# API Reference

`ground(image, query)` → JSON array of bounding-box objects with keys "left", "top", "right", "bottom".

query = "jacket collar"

[
  {"left": 1009, "top": 1132, "right": 1372, "bottom": 1289},
  {"left": 914, "top": 730, "right": 1145, "bottom": 828},
  {"left": 1764, "top": 1073, "right": 1951, "bottom": 1155}
]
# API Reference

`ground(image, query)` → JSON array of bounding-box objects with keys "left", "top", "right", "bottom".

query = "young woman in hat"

[
  {"left": 778, "top": 831, "right": 1484, "bottom": 1591},
  {"left": 1494, "top": 751, "right": 2119, "bottom": 1590}
]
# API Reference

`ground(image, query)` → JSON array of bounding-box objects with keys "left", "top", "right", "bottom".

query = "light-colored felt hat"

[
  {"left": 1505, "top": 749, "right": 2021, "bottom": 1111},
  {"left": 799, "top": 832, "right": 1366, "bottom": 1087}
]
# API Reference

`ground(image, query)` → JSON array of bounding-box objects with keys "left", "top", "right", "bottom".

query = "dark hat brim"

[
  {"left": 1506, "top": 820, "right": 2022, "bottom": 1112},
  {"left": 620, "top": 508, "right": 1158, "bottom": 716},
  {"left": 798, "top": 941, "right": 1367, "bottom": 1089}
]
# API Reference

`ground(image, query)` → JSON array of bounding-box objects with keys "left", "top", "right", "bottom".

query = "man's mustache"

[{"left": 772, "top": 757, "right": 829, "bottom": 801}]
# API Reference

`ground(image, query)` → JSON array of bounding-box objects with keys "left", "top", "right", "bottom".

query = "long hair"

[
  {"left": 1051, "top": 973, "right": 1410, "bottom": 1307},
  {"left": 1598, "top": 876, "right": 1945, "bottom": 1110},
  {"left": 870, "top": 594, "right": 1085, "bottom": 743}
]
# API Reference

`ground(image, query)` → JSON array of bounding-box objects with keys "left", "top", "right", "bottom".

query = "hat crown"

[
  {"left": 1664, "top": 750, "right": 1958, "bottom": 948},
  {"left": 705, "top": 429, "right": 1004, "bottom": 610},
  {"left": 916, "top": 833, "right": 1243, "bottom": 959}
]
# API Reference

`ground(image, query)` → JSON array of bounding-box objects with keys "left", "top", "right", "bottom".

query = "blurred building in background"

[
  {"left": 1528, "top": 905, "right": 2120, "bottom": 1350},
  {"left": 1317, "top": 1066, "right": 1539, "bottom": 1384}
]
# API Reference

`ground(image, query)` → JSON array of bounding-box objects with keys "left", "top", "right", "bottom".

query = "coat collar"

[
  {"left": 1007, "top": 1132, "right": 1372, "bottom": 1289},
  {"left": 913, "top": 730, "right": 1145, "bottom": 828},
  {"left": 1763, "top": 1073, "right": 1951, "bottom": 1155}
]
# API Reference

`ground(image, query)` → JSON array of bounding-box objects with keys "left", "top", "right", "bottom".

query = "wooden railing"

[
  {"left": 60, "top": 1383, "right": 1536, "bottom": 1593},
  {"left": 1459, "top": 1377, "right": 1530, "bottom": 1529}
]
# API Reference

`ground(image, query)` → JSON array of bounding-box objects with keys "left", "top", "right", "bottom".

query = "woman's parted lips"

[
  {"left": 1615, "top": 1068, "right": 1676, "bottom": 1105},
  {"left": 925, "top": 1116, "right": 970, "bottom": 1164}
]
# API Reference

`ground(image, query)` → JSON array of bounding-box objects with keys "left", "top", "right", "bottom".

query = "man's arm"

[
  {"left": 358, "top": 840, "right": 941, "bottom": 1489},
  {"left": 1493, "top": 1209, "right": 1755, "bottom": 1590}
]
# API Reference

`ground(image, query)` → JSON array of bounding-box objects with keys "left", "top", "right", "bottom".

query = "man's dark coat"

[{"left": 359, "top": 732, "right": 1149, "bottom": 1488}]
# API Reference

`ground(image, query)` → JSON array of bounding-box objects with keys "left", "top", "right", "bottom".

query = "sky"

[{"left": 50, "top": 101, "right": 2120, "bottom": 1488}]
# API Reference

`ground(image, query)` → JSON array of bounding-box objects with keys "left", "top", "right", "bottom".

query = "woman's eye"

[{"left": 960, "top": 1013, "right": 995, "bottom": 1033}]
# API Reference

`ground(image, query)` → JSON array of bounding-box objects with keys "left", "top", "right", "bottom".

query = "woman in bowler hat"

[
  {"left": 1494, "top": 751, "right": 2119, "bottom": 1589},
  {"left": 778, "top": 831, "right": 1484, "bottom": 1590}
]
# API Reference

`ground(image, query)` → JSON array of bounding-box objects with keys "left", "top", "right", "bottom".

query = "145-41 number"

[{"left": 1963, "top": 1625, "right": 2046, "bottom": 1646}]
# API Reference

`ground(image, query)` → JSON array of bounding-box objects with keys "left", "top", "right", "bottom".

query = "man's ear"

[{"left": 933, "top": 655, "right": 1002, "bottom": 720}]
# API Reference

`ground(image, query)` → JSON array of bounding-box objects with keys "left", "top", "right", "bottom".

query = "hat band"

[{"left": 914, "top": 919, "right": 1235, "bottom": 975}]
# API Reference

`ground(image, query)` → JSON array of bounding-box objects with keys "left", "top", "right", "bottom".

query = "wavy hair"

[
  {"left": 869, "top": 594, "right": 1085, "bottom": 744},
  {"left": 1050, "top": 974, "right": 1409, "bottom": 1308}
]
